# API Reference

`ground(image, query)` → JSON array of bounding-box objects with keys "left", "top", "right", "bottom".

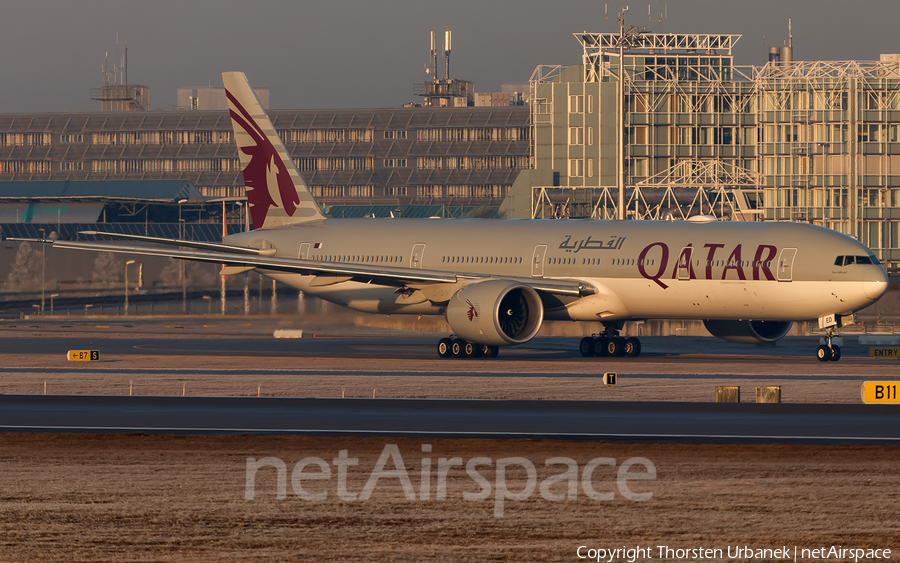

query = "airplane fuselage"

[{"left": 225, "top": 218, "right": 887, "bottom": 323}]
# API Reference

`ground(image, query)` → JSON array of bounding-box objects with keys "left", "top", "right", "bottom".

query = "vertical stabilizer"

[{"left": 222, "top": 71, "right": 325, "bottom": 228}]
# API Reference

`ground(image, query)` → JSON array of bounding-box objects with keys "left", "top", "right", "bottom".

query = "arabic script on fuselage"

[{"left": 558, "top": 235, "right": 626, "bottom": 253}]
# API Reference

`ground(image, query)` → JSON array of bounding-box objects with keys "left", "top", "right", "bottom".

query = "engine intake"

[
  {"left": 446, "top": 280, "right": 544, "bottom": 346},
  {"left": 703, "top": 319, "right": 793, "bottom": 345}
]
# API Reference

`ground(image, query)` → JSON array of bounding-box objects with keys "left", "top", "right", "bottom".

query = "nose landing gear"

[
  {"left": 815, "top": 313, "right": 844, "bottom": 362},
  {"left": 817, "top": 326, "right": 842, "bottom": 362}
]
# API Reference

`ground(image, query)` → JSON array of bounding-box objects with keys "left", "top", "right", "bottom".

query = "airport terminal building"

[{"left": 0, "top": 106, "right": 530, "bottom": 219}]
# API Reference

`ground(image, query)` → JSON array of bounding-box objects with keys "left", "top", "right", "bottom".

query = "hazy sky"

[{"left": 1, "top": 0, "right": 897, "bottom": 113}]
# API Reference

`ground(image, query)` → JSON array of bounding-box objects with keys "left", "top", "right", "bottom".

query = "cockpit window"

[{"left": 835, "top": 255, "right": 879, "bottom": 266}]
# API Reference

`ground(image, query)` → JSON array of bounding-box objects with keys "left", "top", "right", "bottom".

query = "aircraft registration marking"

[
  {"left": 870, "top": 347, "right": 900, "bottom": 358},
  {"left": 861, "top": 381, "right": 900, "bottom": 404},
  {"left": 68, "top": 350, "right": 100, "bottom": 361}
]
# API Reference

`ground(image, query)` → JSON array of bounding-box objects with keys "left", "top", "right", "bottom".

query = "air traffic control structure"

[{"left": 509, "top": 29, "right": 900, "bottom": 265}]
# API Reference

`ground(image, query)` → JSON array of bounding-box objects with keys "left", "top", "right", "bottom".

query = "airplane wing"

[{"left": 17, "top": 234, "right": 595, "bottom": 299}]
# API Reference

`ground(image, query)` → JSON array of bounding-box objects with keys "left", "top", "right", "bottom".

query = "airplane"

[{"left": 21, "top": 72, "right": 889, "bottom": 362}]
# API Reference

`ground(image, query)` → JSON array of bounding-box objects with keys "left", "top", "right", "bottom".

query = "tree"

[
  {"left": 6, "top": 241, "right": 41, "bottom": 292},
  {"left": 91, "top": 252, "right": 119, "bottom": 288},
  {"left": 160, "top": 257, "right": 217, "bottom": 289}
]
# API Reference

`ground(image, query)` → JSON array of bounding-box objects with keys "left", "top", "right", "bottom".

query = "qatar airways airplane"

[{"left": 29, "top": 72, "right": 889, "bottom": 362}]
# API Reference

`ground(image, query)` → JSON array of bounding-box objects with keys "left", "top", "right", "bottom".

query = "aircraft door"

[
  {"left": 676, "top": 246, "right": 693, "bottom": 280},
  {"left": 777, "top": 248, "right": 797, "bottom": 281},
  {"left": 410, "top": 243, "right": 426, "bottom": 269},
  {"left": 298, "top": 242, "right": 311, "bottom": 259},
  {"left": 531, "top": 245, "right": 547, "bottom": 278}
]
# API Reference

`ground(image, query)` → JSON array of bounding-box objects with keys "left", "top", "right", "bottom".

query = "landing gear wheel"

[
  {"left": 579, "top": 337, "right": 596, "bottom": 357},
  {"left": 624, "top": 337, "right": 642, "bottom": 357},
  {"left": 485, "top": 345, "right": 500, "bottom": 358},
  {"left": 829, "top": 344, "right": 841, "bottom": 362},
  {"left": 816, "top": 344, "right": 833, "bottom": 362},
  {"left": 463, "top": 341, "right": 478, "bottom": 358},
  {"left": 593, "top": 337, "right": 609, "bottom": 357},
  {"left": 437, "top": 338, "right": 453, "bottom": 358},
  {"left": 451, "top": 339, "right": 465, "bottom": 358},
  {"left": 607, "top": 337, "right": 626, "bottom": 357}
]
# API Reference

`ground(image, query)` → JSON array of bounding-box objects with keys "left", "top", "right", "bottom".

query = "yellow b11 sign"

[
  {"left": 68, "top": 350, "right": 99, "bottom": 361},
  {"left": 861, "top": 382, "right": 900, "bottom": 404}
]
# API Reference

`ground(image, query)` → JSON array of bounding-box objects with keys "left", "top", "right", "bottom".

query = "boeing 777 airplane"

[{"left": 25, "top": 72, "right": 889, "bottom": 362}]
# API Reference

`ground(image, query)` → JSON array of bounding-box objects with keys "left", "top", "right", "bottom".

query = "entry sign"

[
  {"left": 603, "top": 372, "right": 617, "bottom": 386},
  {"left": 861, "top": 382, "right": 900, "bottom": 404},
  {"left": 68, "top": 350, "right": 99, "bottom": 361},
  {"left": 870, "top": 347, "right": 900, "bottom": 358}
]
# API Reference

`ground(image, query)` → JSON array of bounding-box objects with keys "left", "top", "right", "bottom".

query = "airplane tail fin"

[{"left": 222, "top": 71, "right": 325, "bottom": 228}]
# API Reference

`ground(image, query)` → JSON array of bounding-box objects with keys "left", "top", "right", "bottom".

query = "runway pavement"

[
  {"left": 0, "top": 394, "right": 898, "bottom": 444},
  {"left": 1, "top": 320, "right": 898, "bottom": 442}
]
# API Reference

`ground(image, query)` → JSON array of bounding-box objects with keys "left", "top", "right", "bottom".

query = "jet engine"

[
  {"left": 445, "top": 280, "right": 544, "bottom": 346},
  {"left": 703, "top": 320, "right": 793, "bottom": 345}
]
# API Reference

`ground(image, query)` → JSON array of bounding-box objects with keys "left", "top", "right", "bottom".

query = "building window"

[
  {"left": 384, "top": 187, "right": 408, "bottom": 196},
  {"left": 384, "top": 130, "right": 408, "bottom": 139},
  {"left": 569, "top": 127, "right": 584, "bottom": 145},
  {"left": 569, "top": 159, "right": 584, "bottom": 177},
  {"left": 569, "top": 95, "right": 584, "bottom": 113}
]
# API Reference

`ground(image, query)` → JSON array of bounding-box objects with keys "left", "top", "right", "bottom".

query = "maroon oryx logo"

[
  {"left": 225, "top": 90, "right": 299, "bottom": 227},
  {"left": 466, "top": 299, "right": 479, "bottom": 322}
]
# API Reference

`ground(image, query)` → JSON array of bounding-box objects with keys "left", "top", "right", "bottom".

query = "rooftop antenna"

[
  {"left": 444, "top": 29, "right": 452, "bottom": 80},
  {"left": 648, "top": 2, "right": 666, "bottom": 32},
  {"left": 788, "top": 18, "right": 793, "bottom": 49},
  {"left": 102, "top": 51, "right": 111, "bottom": 86},
  {"left": 426, "top": 30, "right": 436, "bottom": 80}
]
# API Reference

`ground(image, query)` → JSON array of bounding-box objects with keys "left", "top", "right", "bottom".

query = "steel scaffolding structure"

[{"left": 528, "top": 30, "right": 900, "bottom": 264}]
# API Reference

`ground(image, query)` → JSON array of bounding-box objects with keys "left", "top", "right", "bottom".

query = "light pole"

[
  {"left": 50, "top": 293, "right": 59, "bottom": 315},
  {"left": 178, "top": 199, "right": 188, "bottom": 313},
  {"left": 125, "top": 259, "right": 135, "bottom": 316},
  {"left": 38, "top": 228, "right": 45, "bottom": 314}
]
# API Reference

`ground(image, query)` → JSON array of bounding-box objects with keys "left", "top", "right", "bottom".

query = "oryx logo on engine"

[{"left": 466, "top": 300, "right": 479, "bottom": 322}]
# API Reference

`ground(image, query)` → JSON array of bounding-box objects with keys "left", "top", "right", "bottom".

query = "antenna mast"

[
  {"left": 431, "top": 30, "right": 437, "bottom": 80},
  {"left": 444, "top": 30, "right": 452, "bottom": 79}
]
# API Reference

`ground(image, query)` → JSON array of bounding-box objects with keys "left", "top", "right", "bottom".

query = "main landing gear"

[
  {"left": 437, "top": 337, "right": 499, "bottom": 359},
  {"left": 816, "top": 326, "right": 842, "bottom": 362},
  {"left": 579, "top": 326, "right": 642, "bottom": 358}
]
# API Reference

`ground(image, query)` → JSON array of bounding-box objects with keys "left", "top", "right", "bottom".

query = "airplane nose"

[{"left": 863, "top": 267, "right": 889, "bottom": 300}]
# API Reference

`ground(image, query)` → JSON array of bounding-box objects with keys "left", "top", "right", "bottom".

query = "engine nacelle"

[
  {"left": 446, "top": 280, "right": 544, "bottom": 346},
  {"left": 703, "top": 320, "right": 793, "bottom": 345}
]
